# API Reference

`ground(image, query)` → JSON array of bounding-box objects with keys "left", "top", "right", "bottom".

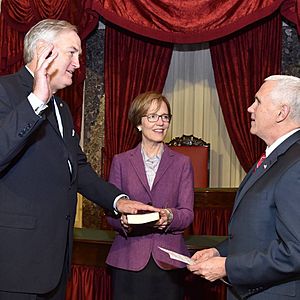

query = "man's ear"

[{"left": 276, "top": 104, "right": 290, "bottom": 123}]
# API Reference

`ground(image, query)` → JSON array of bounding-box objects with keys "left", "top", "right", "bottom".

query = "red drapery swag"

[
  {"left": 210, "top": 13, "right": 282, "bottom": 172},
  {"left": 91, "top": 0, "right": 300, "bottom": 43},
  {"left": 0, "top": 0, "right": 98, "bottom": 133},
  {"left": 102, "top": 24, "right": 173, "bottom": 179}
]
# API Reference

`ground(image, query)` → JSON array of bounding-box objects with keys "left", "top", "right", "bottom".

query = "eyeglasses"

[{"left": 142, "top": 114, "right": 172, "bottom": 123}]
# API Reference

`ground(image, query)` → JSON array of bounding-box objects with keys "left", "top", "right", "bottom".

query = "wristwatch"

[{"left": 165, "top": 208, "right": 173, "bottom": 223}]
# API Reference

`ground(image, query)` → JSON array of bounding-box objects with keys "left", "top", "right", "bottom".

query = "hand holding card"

[{"left": 158, "top": 246, "right": 195, "bottom": 265}]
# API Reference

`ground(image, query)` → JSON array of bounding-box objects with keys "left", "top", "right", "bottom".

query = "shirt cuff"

[
  {"left": 113, "top": 194, "right": 129, "bottom": 214},
  {"left": 28, "top": 93, "right": 48, "bottom": 115}
]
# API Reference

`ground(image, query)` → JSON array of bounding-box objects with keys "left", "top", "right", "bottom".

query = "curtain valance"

[
  {"left": 1, "top": 0, "right": 97, "bottom": 38},
  {"left": 91, "top": 0, "right": 299, "bottom": 43}
]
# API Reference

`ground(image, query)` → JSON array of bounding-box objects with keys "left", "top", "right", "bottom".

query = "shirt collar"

[
  {"left": 266, "top": 128, "right": 300, "bottom": 157},
  {"left": 25, "top": 65, "right": 34, "bottom": 77},
  {"left": 141, "top": 148, "right": 163, "bottom": 162},
  {"left": 140, "top": 144, "right": 164, "bottom": 161}
]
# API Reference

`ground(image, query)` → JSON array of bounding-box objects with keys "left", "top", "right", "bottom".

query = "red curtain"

[
  {"left": 210, "top": 13, "right": 282, "bottom": 172},
  {"left": 189, "top": 208, "right": 232, "bottom": 236},
  {"left": 66, "top": 265, "right": 111, "bottom": 300},
  {"left": 102, "top": 24, "right": 173, "bottom": 179},
  {"left": 92, "top": 0, "right": 300, "bottom": 173},
  {"left": 67, "top": 264, "right": 226, "bottom": 300},
  {"left": 0, "top": 0, "right": 98, "bottom": 132},
  {"left": 91, "top": 0, "right": 300, "bottom": 43}
]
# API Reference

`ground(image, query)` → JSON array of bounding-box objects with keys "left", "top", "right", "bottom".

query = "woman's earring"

[{"left": 137, "top": 126, "right": 142, "bottom": 131}]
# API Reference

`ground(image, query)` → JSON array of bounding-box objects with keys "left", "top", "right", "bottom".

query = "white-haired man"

[
  {"left": 0, "top": 19, "right": 159, "bottom": 299},
  {"left": 188, "top": 75, "right": 300, "bottom": 300}
]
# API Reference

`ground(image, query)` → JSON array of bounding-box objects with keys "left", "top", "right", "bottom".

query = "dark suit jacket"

[
  {"left": 0, "top": 67, "right": 122, "bottom": 294},
  {"left": 217, "top": 131, "right": 300, "bottom": 300},
  {"left": 106, "top": 143, "right": 194, "bottom": 271}
]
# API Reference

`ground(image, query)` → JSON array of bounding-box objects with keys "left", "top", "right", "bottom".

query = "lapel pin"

[
  {"left": 59, "top": 103, "right": 63, "bottom": 107},
  {"left": 263, "top": 164, "right": 267, "bottom": 169}
]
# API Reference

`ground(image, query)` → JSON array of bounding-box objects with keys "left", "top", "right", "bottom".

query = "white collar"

[
  {"left": 25, "top": 65, "right": 34, "bottom": 77},
  {"left": 266, "top": 128, "right": 300, "bottom": 157}
]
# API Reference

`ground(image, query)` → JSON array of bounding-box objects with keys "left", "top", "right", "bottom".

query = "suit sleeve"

[
  {"left": 0, "top": 83, "right": 44, "bottom": 173},
  {"left": 67, "top": 114, "right": 122, "bottom": 213},
  {"left": 226, "top": 160, "right": 300, "bottom": 288},
  {"left": 166, "top": 157, "right": 194, "bottom": 233},
  {"left": 76, "top": 150, "right": 123, "bottom": 213},
  {"left": 105, "top": 155, "right": 125, "bottom": 232},
  {"left": 216, "top": 238, "right": 229, "bottom": 256}
]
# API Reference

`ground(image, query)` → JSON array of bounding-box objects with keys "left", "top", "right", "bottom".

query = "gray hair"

[
  {"left": 265, "top": 75, "right": 300, "bottom": 123},
  {"left": 24, "top": 19, "right": 77, "bottom": 64}
]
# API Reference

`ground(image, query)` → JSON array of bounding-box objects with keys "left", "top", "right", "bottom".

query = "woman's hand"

[
  {"left": 120, "top": 214, "right": 132, "bottom": 232},
  {"left": 156, "top": 208, "right": 173, "bottom": 229}
]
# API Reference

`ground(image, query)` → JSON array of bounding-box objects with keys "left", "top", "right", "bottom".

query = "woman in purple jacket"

[{"left": 106, "top": 91, "right": 194, "bottom": 300}]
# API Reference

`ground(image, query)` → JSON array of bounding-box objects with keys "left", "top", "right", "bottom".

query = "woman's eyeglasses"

[{"left": 142, "top": 114, "right": 172, "bottom": 123}]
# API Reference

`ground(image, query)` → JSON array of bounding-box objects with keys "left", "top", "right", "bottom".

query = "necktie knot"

[{"left": 256, "top": 152, "right": 266, "bottom": 169}]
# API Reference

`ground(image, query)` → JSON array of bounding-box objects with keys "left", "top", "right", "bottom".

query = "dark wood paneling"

[{"left": 194, "top": 188, "right": 237, "bottom": 208}]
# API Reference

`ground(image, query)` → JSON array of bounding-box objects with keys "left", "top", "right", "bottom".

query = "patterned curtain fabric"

[
  {"left": 210, "top": 13, "right": 282, "bottom": 172},
  {"left": 91, "top": 0, "right": 299, "bottom": 43},
  {"left": 102, "top": 24, "right": 173, "bottom": 179},
  {"left": 0, "top": 0, "right": 98, "bottom": 132}
]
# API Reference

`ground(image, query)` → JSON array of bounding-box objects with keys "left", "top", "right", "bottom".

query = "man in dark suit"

[
  {"left": 188, "top": 75, "right": 300, "bottom": 299},
  {"left": 0, "top": 19, "right": 158, "bottom": 300}
]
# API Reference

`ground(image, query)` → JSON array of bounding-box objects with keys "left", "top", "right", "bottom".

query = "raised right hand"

[{"left": 32, "top": 41, "right": 58, "bottom": 103}]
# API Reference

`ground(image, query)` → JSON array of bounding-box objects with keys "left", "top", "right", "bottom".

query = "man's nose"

[
  {"left": 247, "top": 103, "right": 255, "bottom": 113},
  {"left": 72, "top": 56, "right": 80, "bottom": 69}
]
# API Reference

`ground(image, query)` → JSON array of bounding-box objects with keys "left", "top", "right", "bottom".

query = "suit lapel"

[
  {"left": 45, "top": 99, "right": 61, "bottom": 135},
  {"left": 231, "top": 158, "right": 277, "bottom": 217},
  {"left": 231, "top": 131, "right": 300, "bottom": 218},
  {"left": 18, "top": 67, "right": 34, "bottom": 97},
  {"left": 128, "top": 144, "right": 174, "bottom": 195},
  {"left": 129, "top": 144, "right": 151, "bottom": 194},
  {"left": 54, "top": 97, "right": 78, "bottom": 183},
  {"left": 152, "top": 145, "right": 174, "bottom": 189},
  {"left": 54, "top": 98, "right": 68, "bottom": 137}
]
